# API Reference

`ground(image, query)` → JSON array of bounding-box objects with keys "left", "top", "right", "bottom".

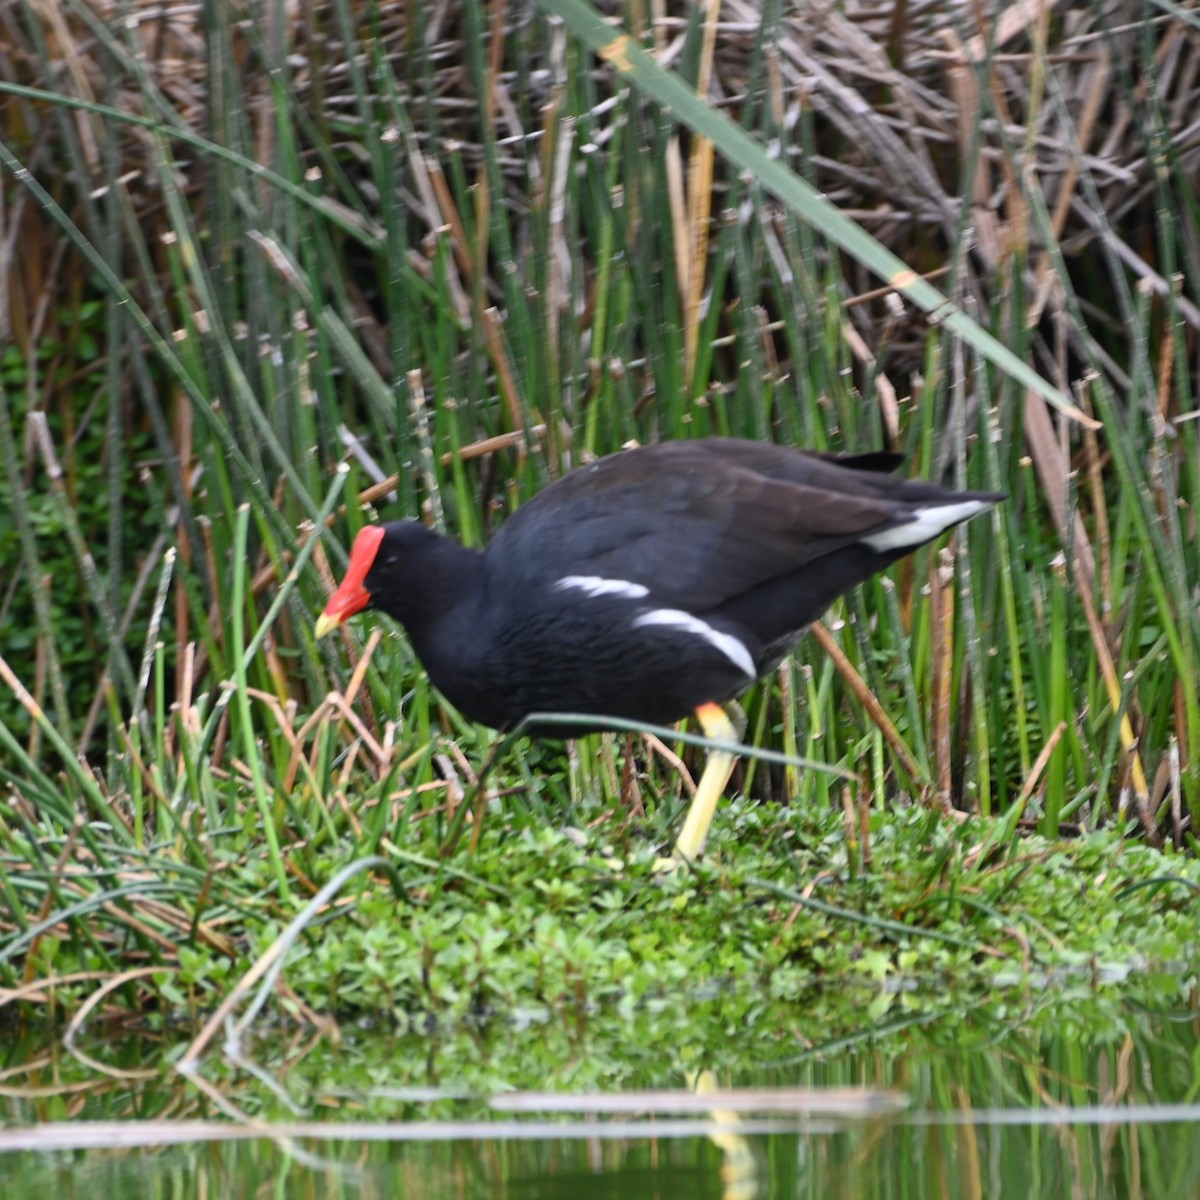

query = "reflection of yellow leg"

[
  {"left": 689, "top": 1069, "right": 760, "bottom": 1200},
  {"left": 661, "top": 702, "right": 744, "bottom": 869}
]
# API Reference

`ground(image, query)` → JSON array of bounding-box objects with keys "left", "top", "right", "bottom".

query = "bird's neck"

[
  {"left": 375, "top": 534, "right": 497, "bottom": 714},
  {"left": 382, "top": 534, "right": 487, "bottom": 640}
]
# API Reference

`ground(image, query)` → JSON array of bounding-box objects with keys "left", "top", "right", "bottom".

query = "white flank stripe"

[
  {"left": 861, "top": 500, "right": 992, "bottom": 553},
  {"left": 556, "top": 575, "right": 649, "bottom": 600},
  {"left": 633, "top": 609, "right": 756, "bottom": 678}
]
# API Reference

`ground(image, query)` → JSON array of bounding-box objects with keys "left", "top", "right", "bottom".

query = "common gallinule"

[{"left": 316, "top": 438, "right": 1001, "bottom": 864}]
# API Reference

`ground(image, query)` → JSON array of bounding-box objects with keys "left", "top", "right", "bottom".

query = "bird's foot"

[{"left": 652, "top": 850, "right": 700, "bottom": 876}]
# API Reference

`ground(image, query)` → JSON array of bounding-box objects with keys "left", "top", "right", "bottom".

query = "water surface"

[{"left": 3, "top": 983, "right": 1198, "bottom": 1198}]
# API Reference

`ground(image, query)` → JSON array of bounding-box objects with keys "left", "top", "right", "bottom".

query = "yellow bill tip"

[{"left": 314, "top": 612, "right": 342, "bottom": 640}]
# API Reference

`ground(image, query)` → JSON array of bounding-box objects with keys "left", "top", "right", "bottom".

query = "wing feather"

[{"left": 488, "top": 443, "right": 913, "bottom": 610}]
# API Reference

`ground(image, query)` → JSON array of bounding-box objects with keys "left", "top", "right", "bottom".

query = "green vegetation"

[{"left": 0, "top": 0, "right": 1197, "bottom": 1053}]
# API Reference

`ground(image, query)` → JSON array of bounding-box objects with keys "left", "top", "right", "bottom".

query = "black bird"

[{"left": 316, "top": 438, "right": 1002, "bottom": 864}]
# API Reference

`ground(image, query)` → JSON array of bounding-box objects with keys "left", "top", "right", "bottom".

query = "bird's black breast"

[{"left": 461, "top": 580, "right": 758, "bottom": 734}]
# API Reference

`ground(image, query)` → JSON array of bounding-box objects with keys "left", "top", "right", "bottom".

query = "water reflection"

[
  {"left": 0, "top": 995, "right": 1197, "bottom": 1199},
  {"left": 690, "top": 1069, "right": 760, "bottom": 1200}
]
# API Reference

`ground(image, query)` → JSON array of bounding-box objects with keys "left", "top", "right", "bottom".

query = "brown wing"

[{"left": 487, "top": 440, "right": 921, "bottom": 611}]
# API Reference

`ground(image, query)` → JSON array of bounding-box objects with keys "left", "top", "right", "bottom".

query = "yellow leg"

[{"left": 658, "top": 701, "right": 745, "bottom": 870}]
